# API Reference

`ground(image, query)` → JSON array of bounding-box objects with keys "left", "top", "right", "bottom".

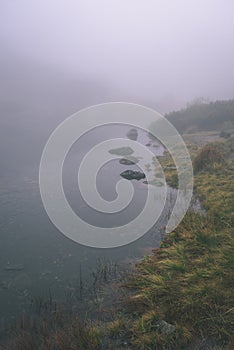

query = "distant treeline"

[{"left": 165, "top": 98, "right": 234, "bottom": 133}]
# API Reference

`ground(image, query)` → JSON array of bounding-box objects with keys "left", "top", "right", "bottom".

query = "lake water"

[{"left": 0, "top": 125, "right": 176, "bottom": 326}]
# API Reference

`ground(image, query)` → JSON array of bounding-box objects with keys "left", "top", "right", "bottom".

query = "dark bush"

[{"left": 193, "top": 144, "right": 224, "bottom": 172}]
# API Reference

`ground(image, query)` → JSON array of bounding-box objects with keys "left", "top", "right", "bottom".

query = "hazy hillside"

[{"left": 166, "top": 99, "right": 234, "bottom": 133}]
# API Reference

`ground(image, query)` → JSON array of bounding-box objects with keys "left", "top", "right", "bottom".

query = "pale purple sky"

[{"left": 1, "top": 0, "right": 234, "bottom": 113}]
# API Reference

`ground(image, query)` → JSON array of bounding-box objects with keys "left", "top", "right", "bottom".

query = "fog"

[{"left": 1, "top": 0, "right": 234, "bottom": 171}]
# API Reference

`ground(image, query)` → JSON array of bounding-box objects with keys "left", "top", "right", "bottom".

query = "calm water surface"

[{"left": 0, "top": 125, "right": 175, "bottom": 325}]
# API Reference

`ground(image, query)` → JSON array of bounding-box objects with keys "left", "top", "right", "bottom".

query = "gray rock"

[
  {"left": 119, "top": 156, "right": 139, "bottom": 165},
  {"left": 156, "top": 320, "right": 176, "bottom": 335},
  {"left": 109, "top": 147, "right": 134, "bottom": 156},
  {"left": 120, "top": 170, "right": 146, "bottom": 180},
  {"left": 127, "top": 128, "right": 138, "bottom": 141}
]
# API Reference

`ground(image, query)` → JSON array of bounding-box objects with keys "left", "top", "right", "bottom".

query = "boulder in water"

[
  {"left": 127, "top": 128, "right": 138, "bottom": 141},
  {"left": 120, "top": 170, "right": 146, "bottom": 180},
  {"left": 119, "top": 156, "right": 139, "bottom": 165},
  {"left": 109, "top": 146, "right": 134, "bottom": 156}
]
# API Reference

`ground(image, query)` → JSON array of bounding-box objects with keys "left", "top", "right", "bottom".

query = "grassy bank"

[{"left": 120, "top": 137, "right": 234, "bottom": 349}]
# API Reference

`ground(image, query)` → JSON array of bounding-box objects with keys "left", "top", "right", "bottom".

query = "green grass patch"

[{"left": 124, "top": 137, "right": 234, "bottom": 349}]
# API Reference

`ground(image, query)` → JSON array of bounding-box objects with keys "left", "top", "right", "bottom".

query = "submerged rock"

[
  {"left": 109, "top": 146, "right": 134, "bottom": 156},
  {"left": 127, "top": 128, "right": 138, "bottom": 141},
  {"left": 120, "top": 170, "right": 146, "bottom": 180},
  {"left": 119, "top": 156, "right": 139, "bottom": 165}
]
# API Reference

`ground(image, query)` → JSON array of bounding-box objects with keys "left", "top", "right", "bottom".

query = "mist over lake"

[{"left": 1, "top": 1, "right": 234, "bottom": 349}]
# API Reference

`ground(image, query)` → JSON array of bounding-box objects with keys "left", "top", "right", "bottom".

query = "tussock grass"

[
  {"left": 193, "top": 144, "right": 224, "bottom": 172},
  {"left": 124, "top": 138, "right": 234, "bottom": 349},
  {"left": 0, "top": 302, "right": 102, "bottom": 350}
]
